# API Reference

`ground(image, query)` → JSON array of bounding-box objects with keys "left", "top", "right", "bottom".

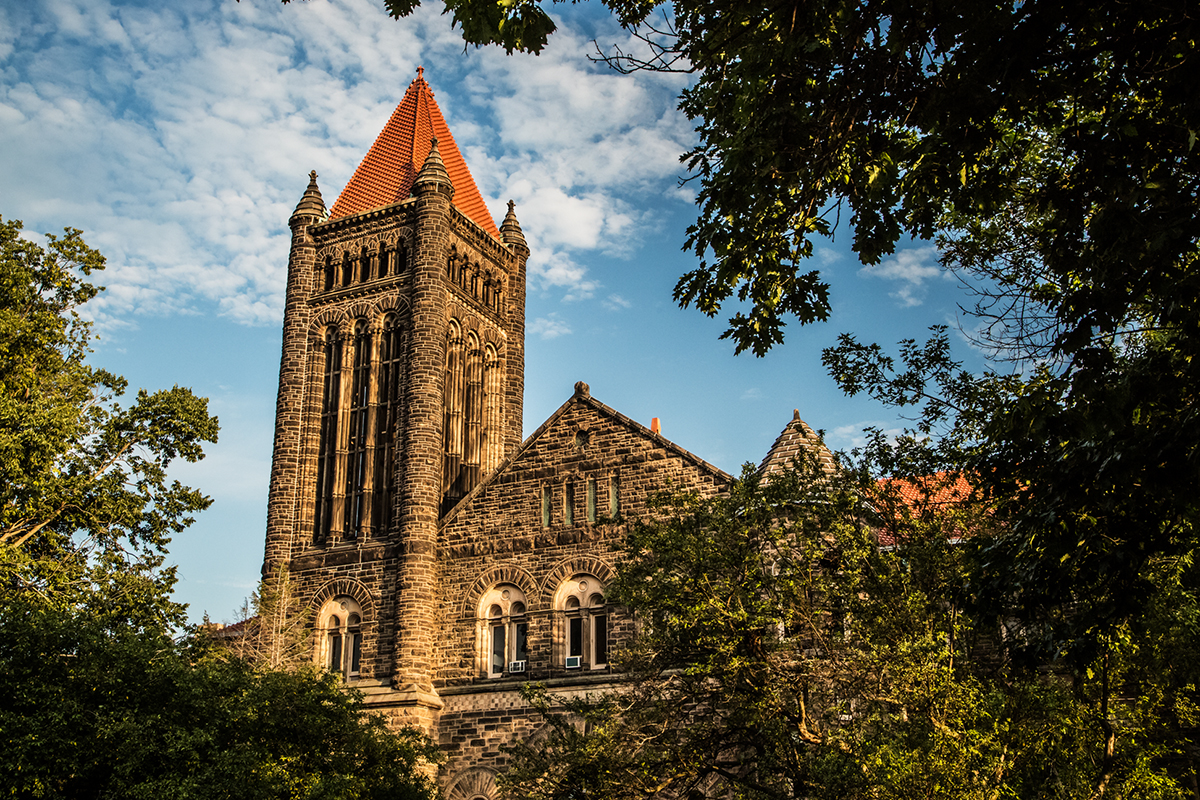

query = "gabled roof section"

[
  {"left": 441, "top": 382, "right": 732, "bottom": 525},
  {"left": 758, "top": 410, "right": 836, "bottom": 478},
  {"left": 329, "top": 69, "right": 501, "bottom": 238}
]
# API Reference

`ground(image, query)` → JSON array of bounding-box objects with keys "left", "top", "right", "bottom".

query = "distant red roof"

[
  {"left": 329, "top": 70, "right": 500, "bottom": 239},
  {"left": 873, "top": 472, "right": 975, "bottom": 547}
]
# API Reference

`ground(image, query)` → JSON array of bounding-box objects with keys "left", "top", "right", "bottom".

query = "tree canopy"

[
  {"left": 501, "top": 460, "right": 1200, "bottom": 799},
  {"left": 0, "top": 217, "right": 439, "bottom": 800}
]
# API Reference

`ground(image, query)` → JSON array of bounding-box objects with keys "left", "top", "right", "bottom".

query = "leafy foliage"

[
  {"left": 501, "top": 459, "right": 1195, "bottom": 800},
  {"left": 0, "top": 595, "right": 441, "bottom": 800},
  {"left": 0, "top": 216, "right": 219, "bottom": 624},
  {"left": 0, "top": 218, "right": 439, "bottom": 800}
]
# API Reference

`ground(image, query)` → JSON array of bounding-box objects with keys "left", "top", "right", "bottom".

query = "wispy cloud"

[
  {"left": 0, "top": 0, "right": 693, "bottom": 326},
  {"left": 603, "top": 293, "right": 632, "bottom": 311},
  {"left": 528, "top": 313, "right": 573, "bottom": 340},
  {"left": 740, "top": 387, "right": 762, "bottom": 400},
  {"left": 858, "top": 245, "right": 948, "bottom": 307}
]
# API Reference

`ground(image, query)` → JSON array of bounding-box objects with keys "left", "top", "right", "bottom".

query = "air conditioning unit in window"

[
  {"left": 508, "top": 660, "right": 526, "bottom": 673},
  {"left": 565, "top": 656, "right": 582, "bottom": 669}
]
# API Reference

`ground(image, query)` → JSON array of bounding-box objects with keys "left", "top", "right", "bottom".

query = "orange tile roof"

[{"left": 329, "top": 70, "right": 500, "bottom": 239}]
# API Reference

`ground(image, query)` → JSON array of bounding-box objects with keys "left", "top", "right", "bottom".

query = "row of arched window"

[
  {"left": 442, "top": 320, "right": 504, "bottom": 510},
  {"left": 320, "top": 240, "right": 409, "bottom": 293},
  {"left": 315, "top": 575, "right": 610, "bottom": 682},
  {"left": 314, "top": 314, "right": 406, "bottom": 543},
  {"left": 542, "top": 475, "right": 620, "bottom": 528},
  {"left": 480, "top": 576, "right": 609, "bottom": 678},
  {"left": 448, "top": 249, "right": 505, "bottom": 314}
]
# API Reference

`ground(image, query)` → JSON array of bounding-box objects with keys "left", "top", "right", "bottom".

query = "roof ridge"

[{"left": 328, "top": 71, "right": 500, "bottom": 238}]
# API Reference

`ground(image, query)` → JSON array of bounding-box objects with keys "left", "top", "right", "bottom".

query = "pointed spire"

[
  {"left": 413, "top": 137, "right": 453, "bottom": 196},
  {"left": 291, "top": 170, "right": 327, "bottom": 222},
  {"left": 328, "top": 71, "right": 500, "bottom": 237},
  {"left": 500, "top": 199, "right": 528, "bottom": 253}
]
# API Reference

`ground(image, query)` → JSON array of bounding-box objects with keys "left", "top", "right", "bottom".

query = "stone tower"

[{"left": 263, "top": 71, "right": 529, "bottom": 729}]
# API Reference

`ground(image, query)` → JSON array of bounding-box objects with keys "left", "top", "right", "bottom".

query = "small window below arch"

[
  {"left": 556, "top": 576, "right": 607, "bottom": 670},
  {"left": 478, "top": 584, "right": 529, "bottom": 678},
  {"left": 319, "top": 597, "right": 364, "bottom": 680}
]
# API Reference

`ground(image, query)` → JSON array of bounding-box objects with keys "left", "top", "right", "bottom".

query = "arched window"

[
  {"left": 478, "top": 585, "right": 529, "bottom": 678},
  {"left": 483, "top": 345, "right": 502, "bottom": 472},
  {"left": 359, "top": 246, "right": 372, "bottom": 283},
  {"left": 314, "top": 327, "right": 341, "bottom": 543},
  {"left": 462, "top": 332, "right": 483, "bottom": 493},
  {"left": 343, "top": 319, "right": 371, "bottom": 540},
  {"left": 557, "top": 576, "right": 607, "bottom": 670},
  {"left": 320, "top": 597, "right": 364, "bottom": 679},
  {"left": 378, "top": 242, "right": 390, "bottom": 279},
  {"left": 323, "top": 254, "right": 335, "bottom": 292},
  {"left": 395, "top": 242, "right": 408, "bottom": 274},
  {"left": 374, "top": 313, "right": 404, "bottom": 532}
]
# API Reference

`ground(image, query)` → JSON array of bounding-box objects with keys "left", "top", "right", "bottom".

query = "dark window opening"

[{"left": 314, "top": 329, "right": 341, "bottom": 543}]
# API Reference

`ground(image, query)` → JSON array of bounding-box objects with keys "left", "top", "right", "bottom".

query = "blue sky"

[{"left": 1, "top": 0, "right": 988, "bottom": 623}]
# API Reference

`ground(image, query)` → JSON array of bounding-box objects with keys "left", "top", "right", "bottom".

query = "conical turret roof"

[{"left": 329, "top": 69, "right": 500, "bottom": 238}]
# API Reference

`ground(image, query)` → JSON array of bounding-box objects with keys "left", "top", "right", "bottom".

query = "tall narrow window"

[
  {"left": 590, "top": 593, "right": 607, "bottom": 666},
  {"left": 323, "top": 255, "right": 334, "bottom": 292},
  {"left": 542, "top": 485, "right": 552, "bottom": 528},
  {"left": 314, "top": 328, "right": 341, "bottom": 543},
  {"left": 374, "top": 314, "right": 403, "bottom": 533},
  {"left": 462, "top": 332, "right": 483, "bottom": 495},
  {"left": 489, "top": 604, "right": 506, "bottom": 676},
  {"left": 343, "top": 320, "right": 371, "bottom": 540},
  {"left": 359, "top": 246, "right": 372, "bottom": 283},
  {"left": 564, "top": 481, "right": 575, "bottom": 526},
  {"left": 587, "top": 478, "right": 596, "bottom": 523},
  {"left": 442, "top": 321, "right": 465, "bottom": 501},
  {"left": 341, "top": 252, "right": 353, "bottom": 287},
  {"left": 610, "top": 474, "right": 621, "bottom": 519}
]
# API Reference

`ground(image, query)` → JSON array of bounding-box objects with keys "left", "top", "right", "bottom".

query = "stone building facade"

[{"left": 262, "top": 72, "right": 816, "bottom": 796}]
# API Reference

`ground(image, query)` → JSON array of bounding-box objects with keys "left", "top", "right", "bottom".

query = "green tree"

[
  {"left": 0, "top": 595, "right": 441, "bottom": 800},
  {"left": 1, "top": 215, "right": 219, "bottom": 627},
  {"left": 500, "top": 459, "right": 1190, "bottom": 800},
  {"left": 0, "top": 217, "right": 440, "bottom": 799}
]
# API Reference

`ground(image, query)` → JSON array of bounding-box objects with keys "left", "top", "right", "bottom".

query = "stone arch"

[
  {"left": 345, "top": 300, "right": 374, "bottom": 323},
  {"left": 461, "top": 563, "right": 539, "bottom": 620},
  {"left": 309, "top": 308, "right": 348, "bottom": 337},
  {"left": 539, "top": 556, "right": 616, "bottom": 605},
  {"left": 309, "top": 577, "right": 377, "bottom": 621},
  {"left": 443, "top": 767, "right": 498, "bottom": 800}
]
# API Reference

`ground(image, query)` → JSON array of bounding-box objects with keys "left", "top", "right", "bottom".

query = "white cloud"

[
  {"left": 858, "top": 245, "right": 949, "bottom": 307},
  {"left": 830, "top": 423, "right": 906, "bottom": 450},
  {"left": 740, "top": 388, "right": 762, "bottom": 400},
  {"left": 1, "top": 0, "right": 692, "bottom": 326},
  {"left": 603, "top": 293, "right": 632, "bottom": 311},
  {"left": 528, "top": 313, "right": 573, "bottom": 340}
]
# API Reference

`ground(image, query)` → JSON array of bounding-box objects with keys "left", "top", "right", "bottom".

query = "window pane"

[
  {"left": 593, "top": 614, "right": 607, "bottom": 665},
  {"left": 542, "top": 485, "right": 552, "bottom": 528},
  {"left": 515, "top": 622, "right": 528, "bottom": 662},
  {"left": 491, "top": 624, "right": 506, "bottom": 674},
  {"left": 329, "top": 632, "right": 343, "bottom": 673},
  {"left": 350, "top": 632, "right": 363, "bottom": 676},
  {"left": 564, "top": 482, "right": 574, "bottom": 526},
  {"left": 569, "top": 616, "right": 583, "bottom": 657},
  {"left": 587, "top": 478, "right": 596, "bottom": 523}
]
